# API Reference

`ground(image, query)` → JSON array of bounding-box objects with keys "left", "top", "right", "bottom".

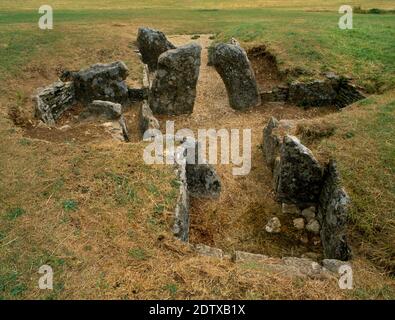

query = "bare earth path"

[{"left": 161, "top": 35, "right": 336, "bottom": 257}]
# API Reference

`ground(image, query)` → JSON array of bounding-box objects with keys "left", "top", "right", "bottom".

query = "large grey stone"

[
  {"left": 186, "top": 163, "right": 221, "bottom": 199},
  {"left": 149, "top": 43, "right": 201, "bottom": 115},
  {"left": 263, "top": 117, "right": 296, "bottom": 172},
  {"left": 275, "top": 135, "right": 323, "bottom": 206},
  {"left": 317, "top": 160, "right": 352, "bottom": 261},
  {"left": 87, "top": 100, "right": 122, "bottom": 120},
  {"left": 139, "top": 101, "right": 160, "bottom": 137},
  {"left": 34, "top": 81, "right": 75, "bottom": 125},
  {"left": 62, "top": 61, "right": 129, "bottom": 104},
  {"left": 213, "top": 43, "right": 260, "bottom": 110},
  {"left": 137, "top": 27, "right": 176, "bottom": 72}
]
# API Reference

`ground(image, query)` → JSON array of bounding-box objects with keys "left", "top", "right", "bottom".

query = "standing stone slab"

[
  {"left": 34, "top": 81, "right": 75, "bottom": 125},
  {"left": 139, "top": 100, "right": 160, "bottom": 136},
  {"left": 263, "top": 117, "right": 296, "bottom": 171},
  {"left": 149, "top": 43, "right": 202, "bottom": 115},
  {"left": 62, "top": 61, "right": 129, "bottom": 104},
  {"left": 213, "top": 43, "right": 260, "bottom": 110},
  {"left": 137, "top": 27, "right": 176, "bottom": 72},
  {"left": 317, "top": 160, "right": 352, "bottom": 261},
  {"left": 275, "top": 135, "right": 323, "bottom": 206}
]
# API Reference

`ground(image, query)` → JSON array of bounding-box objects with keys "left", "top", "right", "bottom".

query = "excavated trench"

[
  {"left": 16, "top": 33, "right": 362, "bottom": 262},
  {"left": 155, "top": 35, "right": 344, "bottom": 259}
]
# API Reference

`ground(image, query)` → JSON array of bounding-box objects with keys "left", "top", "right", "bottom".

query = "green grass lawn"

[{"left": 1, "top": 4, "right": 394, "bottom": 92}]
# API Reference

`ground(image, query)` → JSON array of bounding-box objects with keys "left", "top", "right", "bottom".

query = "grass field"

[{"left": 0, "top": 1, "right": 394, "bottom": 299}]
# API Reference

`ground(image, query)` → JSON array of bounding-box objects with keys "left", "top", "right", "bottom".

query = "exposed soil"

[
  {"left": 17, "top": 34, "right": 339, "bottom": 259},
  {"left": 160, "top": 35, "right": 338, "bottom": 258},
  {"left": 247, "top": 45, "right": 285, "bottom": 91}
]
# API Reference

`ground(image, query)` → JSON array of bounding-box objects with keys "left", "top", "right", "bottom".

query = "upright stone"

[
  {"left": 213, "top": 43, "right": 260, "bottom": 110},
  {"left": 149, "top": 43, "right": 201, "bottom": 115},
  {"left": 275, "top": 135, "right": 323, "bottom": 206},
  {"left": 137, "top": 27, "right": 176, "bottom": 72},
  {"left": 317, "top": 160, "right": 352, "bottom": 260}
]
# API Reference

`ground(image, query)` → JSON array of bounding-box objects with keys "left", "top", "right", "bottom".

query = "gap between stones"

[{"left": 30, "top": 27, "right": 365, "bottom": 279}]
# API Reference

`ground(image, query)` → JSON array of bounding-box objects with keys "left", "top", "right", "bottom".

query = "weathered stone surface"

[
  {"left": 282, "top": 203, "right": 301, "bottom": 215},
  {"left": 186, "top": 163, "right": 221, "bottom": 198},
  {"left": 87, "top": 100, "right": 122, "bottom": 120},
  {"left": 288, "top": 73, "right": 364, "bottom": 108},
  {"left": 306, "top": 219, "right": 320, "bottom": 235},
  {"left": 260, "top": 85, "right": 289, "bottom": 103},
  {"left": 275, "top": 135, "right": 323, "bottom": 206},
  {"left": 194, "top": 244, "right": 223, "bottom": 259},
  {"left": 234, "top": 251, "right": 269, "bottom": 263},
  {"left": 263, "top": 117, "right": 280, "bottom": 170},
  {"left": 281, "top": 257, "right": 330, "bottom": 280},
  {"left": 137, "top": 27, "right": 176, "bottom": 72},
  {"left": 289, "top": 80, "right": 337, "bottom": 107},
  {"left": 265, "top": 217, "right": 281, "bottom": 233},
  {"left": 101, "top": 116, "right": 129, "bottom": 142},
  {"left": 63, "top": 61, "right": 129, "bottom": 104},
  {"left": 139, "top": 101, "right": 160, "bottom": 136},
  {"left": 149, "top": 43, "right": 201, "bottom": 115},
  {"left": 322, "top": 259, "right": 351, "bottom": 273},
  {"left": 293, "top": 218, "right": 305, "bottom": 230},
  {"left": 213, "top": 43, "right": 260, "bottom": 110},
  {"left": 128, "top": 87, "right": 147, "bottom": 102},
  {"left": 172, "top": 160, "right": 189, "bottom": 242},
  {"left": 317, "top": 160, "right": 352, "bottom": 261},
  {"left": 302, "top": 206, "right": 316, "bottom": 222},
  {"left": 263, "top": 117, "right": 296, "bottom": 171},
  {"left": 34, "top": 81, "right": 75, "bottom": 125}
]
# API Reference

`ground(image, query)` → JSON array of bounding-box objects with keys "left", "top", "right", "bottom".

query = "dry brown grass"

[{"left": 0, "top": 27, "right": 394, "bottom": 300}]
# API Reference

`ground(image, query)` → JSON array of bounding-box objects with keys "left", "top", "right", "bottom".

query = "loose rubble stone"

[
  {"left": 260, "top": 85, "right": 289, "bottom": 103},
  {"left": 282, "top": 203, "right": 301, "bottom": 215},
  {"left": 194, "top": 244, "right": 223, "bottom": 259},
  {"left": 317, "top": 160, "right": 352, "bottom": 260},
  {"left": 275, "top": 135, "right": 323, "bottom": 206},
  {"left": 265, "top": 217, "right": 281, "bottom": 233},
  {"left": 87, "top": 100, "right": 122, "bottom": 120},
  {"left": 281, "top": 257, "right": 330, "bottom": 280},
  {"left": 137, "top": 27, "right": 176, "bottom": 72},
  {"left": 62, "top": 61, "right": 129, "bottom": 104},
  {"left": 139, "top": 101, "right": 160, "bottom": 136},
  {"left": 322, "top": 259, "right": 351, "bottom": 273},
  {"left": 306, "top": 219, "right": 320, "bottom": 235},
  {"left": 149, "top": 43, "right": 202, "bottom": 115},
  {"left": 293, "top": 218, "right": 305, "bottom": 230},
  {"left": 34, "top": 81, "right": 75, "bottom": 125},
  {"left": 213, "top": 43, "right": 260, "bottom": 110},
  {"left": 234, "top": 251, "right": 269, "bottom": 263},
  {"left": 302, "top": 206, "right": 316, "bottom": 222}
]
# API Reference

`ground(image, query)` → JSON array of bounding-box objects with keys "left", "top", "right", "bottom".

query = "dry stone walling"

[
  {"left": 34, "top": 61, "right": 146, "bottom": 141},
  {"left": 263, "top": 117, "right": 352, "bottom": 261},
  {"left": 212, "top": 43, "right": 261, "bottom": 110},
  {"left": 260, "top": 71, "right": 365, "bottom": 108},
  {"left": 149, "top": 43, "right": 202, "bottom": 115}
]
